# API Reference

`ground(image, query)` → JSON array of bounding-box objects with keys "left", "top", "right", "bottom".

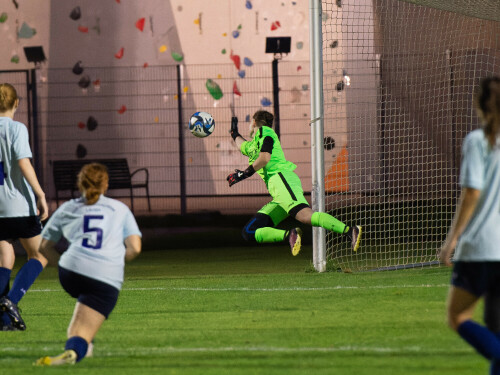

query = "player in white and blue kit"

[
  {"left": 439, "top": 76, "right": 500, "bottom": 375},
  {"left": 0, "top": 83, "right": 49, "bottom": 331},
  {"left": 35, "top": 163, "right": 142, "bottom": 366}
]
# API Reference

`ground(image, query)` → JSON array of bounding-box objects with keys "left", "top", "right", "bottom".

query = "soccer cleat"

[
  {"left": 0, "top": 297, "right": 26, "bottom": 331},
  {"left": 288, "top": 228, "right": 303, "bottom": 256},
  {"left": 35, "top": 350, "right": 77, "bottom": 366},
  {"left": 345, "top": 225, "right": 362, "bottom": 252},
  {"left": 1, "top": 324, "right": 21, "bottom": 331}
]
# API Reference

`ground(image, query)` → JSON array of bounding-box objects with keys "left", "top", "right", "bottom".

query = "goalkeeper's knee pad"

[{"left": 242, "top": 213, "right": 273, "bottom": 242}]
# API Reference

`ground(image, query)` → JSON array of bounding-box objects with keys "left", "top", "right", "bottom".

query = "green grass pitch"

[{"left": 0, "top": 245, "right": 488, "bottom": 374}]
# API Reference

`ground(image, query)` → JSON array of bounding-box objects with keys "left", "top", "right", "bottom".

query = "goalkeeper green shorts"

[{"left": 258, "top": 171, "right": 310, "bottom": 225}]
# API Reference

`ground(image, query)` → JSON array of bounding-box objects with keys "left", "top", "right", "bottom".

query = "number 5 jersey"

[{"left": 41, "top": 196, "right": 142, "bottom": 290}]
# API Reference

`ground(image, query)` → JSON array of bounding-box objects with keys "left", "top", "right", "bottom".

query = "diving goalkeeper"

[{"left": 227, "top": 110, "right": 361, "bottom": 256}]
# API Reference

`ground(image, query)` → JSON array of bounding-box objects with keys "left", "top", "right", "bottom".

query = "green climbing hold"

[
  {"left": 206, "top": 79, "right": 223, "bottom": 100},
  {"left": 171, "top": 52, "right": 184, "bottom": 62}
]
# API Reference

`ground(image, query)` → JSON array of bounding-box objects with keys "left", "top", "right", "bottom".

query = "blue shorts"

[
  {"left": 0, "top": 216, "right": 42, "bottom": 241},
  {"left": 451, "top": 261, "right": 500, "bottom": 297},
  {"left": 59, "top": 267, "right": 120, "bottom": 319}
]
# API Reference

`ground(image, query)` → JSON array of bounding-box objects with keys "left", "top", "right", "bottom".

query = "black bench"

[{"left": 52, "top": 159, "right": 150, "bottom": 212}]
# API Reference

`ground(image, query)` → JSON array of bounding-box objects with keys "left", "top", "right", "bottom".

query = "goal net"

[{"left": 312, "top": 0, "right": 500, "bottom": 272}]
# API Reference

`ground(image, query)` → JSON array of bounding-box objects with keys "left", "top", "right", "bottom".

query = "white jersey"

[
  {"left": 454, "top": 129, "right": 500, "bottom": 261},
  {"left": 41, "top": 196, "right": 142, "bottom": 290},
  {"left": 0, "top": 117, "right": 37, "bottom": 217}
]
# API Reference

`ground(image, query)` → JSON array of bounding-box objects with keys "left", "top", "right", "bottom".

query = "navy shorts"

[
  {"left": 0, "top": 216, "right": 42, "bottom": 241},
  {"left": 59, "top": 267, "right": 120, "bottom": 319},
  {"left": 451, "top": 261, "right": 500, "bottom": 297}
]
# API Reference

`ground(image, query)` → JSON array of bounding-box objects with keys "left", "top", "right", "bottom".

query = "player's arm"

[
  {"left": 230, "top": 116, "right": 246, "bottom": 146},
  {"left": 438, "top": 187, "right": 480, "bottom": 266},
  {"left": 18, "top": 158, "right": 48, "bottom": 220},
  {"left": 227, "top": 137, "right": 273, "bottom": 187},
  {"left": 252, "top": 151, "right": 271, "bottom": 170},
  {"left": 124, "top": 234, "right": 142, "bottom": 261},
  {"left": 39, "top": 238, "right": 60, "bottom": 266},
  {"left": 234, "top": 135, "right": 246, "bottom": 149}
]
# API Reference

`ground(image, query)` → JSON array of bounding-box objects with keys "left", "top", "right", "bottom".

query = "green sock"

[
  {"left": 311, "top": 212, "right": 347, "bottom": 234},
  {"left": 255, "top": 227, "right": 287, "bottom": 243}
]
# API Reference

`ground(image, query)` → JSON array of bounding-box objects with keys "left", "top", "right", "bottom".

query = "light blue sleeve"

[
  {"left": 123, "top": 210, "right": 142, "bottom": 239},
  {"left": 41, "top": 209, "right": 63, "bottom": 242},
  {"left": 12, "top": 122, "right": 32, "bottom": 160},
  {"left": 459, "top": 133, "right": 484, "bottom": 190}
]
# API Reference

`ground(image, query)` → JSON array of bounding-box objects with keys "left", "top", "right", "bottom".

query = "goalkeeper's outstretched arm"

[
  {"left": 230, "top": 116, "right": 246, "bottom": 147},
  {"left": 227, "top": 151, "right": 271, "bottom": 187}
]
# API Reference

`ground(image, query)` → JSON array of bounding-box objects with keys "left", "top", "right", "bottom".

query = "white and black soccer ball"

[{"left": 189, "top": 111, "right": 215, "bottom": 138}]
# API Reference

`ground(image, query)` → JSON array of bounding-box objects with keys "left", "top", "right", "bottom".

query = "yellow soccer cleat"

[
  {"left": 288, "top": 228, "right": 303, "bottom": 256},
  {"left": 344, "top": 225, "right": 362, "bottom": 252},
  {"left": 35, "top": 350, "right": 77, "bottom": 366},
  {"left": 351, "top": 225, "right": 362, "bottom": 252}
]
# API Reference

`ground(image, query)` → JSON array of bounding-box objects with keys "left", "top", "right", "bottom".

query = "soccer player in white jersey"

[
  {"left": 35, "top": 163, "right": 142, "bottom": 366},
  {"left": 439, "top": 76, "right": 500, "bottom": 375},
  {"left": 0, "top": 83, "right": 49, "bottom": 331}
]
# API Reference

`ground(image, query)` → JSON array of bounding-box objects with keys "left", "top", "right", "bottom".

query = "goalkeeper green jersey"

[{"left": 240, "top": 126, "right": 296, "bottom": 185}]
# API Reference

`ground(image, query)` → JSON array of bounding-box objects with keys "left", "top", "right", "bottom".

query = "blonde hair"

[
  {"left": 77, "top": 163, "right": 109, "bottom": 205},
  {"left": 0, "top": 83, "right": 18, "bottom": 112},
  {"left": 475, "top": 76, "right": 500, "bottom": 147}
]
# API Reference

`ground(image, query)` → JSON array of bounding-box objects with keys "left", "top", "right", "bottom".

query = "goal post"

[
  {"left": 309, "top": 0, "right": 327, "bottom": 273},
  {"left": 310, "top": 0, "right": 500, "bottom": 272}
]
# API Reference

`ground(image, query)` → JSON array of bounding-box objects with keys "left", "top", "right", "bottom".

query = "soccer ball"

[{"left": 189, "top": 111, "right": 215, "bottom": 138}]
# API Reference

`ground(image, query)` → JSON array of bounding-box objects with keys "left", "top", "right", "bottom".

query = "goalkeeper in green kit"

[{"left": 227, "top": 110, "right": 361, "bottom": 256}]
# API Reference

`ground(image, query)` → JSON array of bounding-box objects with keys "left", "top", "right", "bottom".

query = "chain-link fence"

[{"left": 35, "top": 61, "right": 311, "bottom": 214}]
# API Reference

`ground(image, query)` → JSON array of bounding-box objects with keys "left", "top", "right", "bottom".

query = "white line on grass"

[
  {"left": 160, "top": 284, "right": 449, "bottom": 292},
  {"left": 30, "top": 284, "right": 449, "bottom": 293},
  {"left": 0, "top": 345, "right": 472, "bottom": 356}
]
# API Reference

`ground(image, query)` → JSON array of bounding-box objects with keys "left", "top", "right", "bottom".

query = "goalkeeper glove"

[
  {"left": 227, "top": 165, "right": 255, "bottom": 187},
  {"left": 230, "top": 116, "right": 241, "bottom": 141}
]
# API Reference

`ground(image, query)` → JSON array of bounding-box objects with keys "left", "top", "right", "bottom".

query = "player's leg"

[
  {"left": 484, "top": 294, "right": 500, "bottom": 334},
  {"left": 0, "top": 240, "right": 15, "bottom": 329},
  {"left": 242, "top": 203, "right": 302, "bottom": 255},
  {"left": 257, "top": 173, "right": 308, "bottom": 255},
  {"left": 448, "top": 262, "right": 500, "bottom": 363},
  {"left": 278, "top": 171, "right": 362, "bottom": 251},
  {"left": 8, "top": 234, "right": 46, "bottom": 303},
  {"left": 484, "top": 267, "right": 500, "bottom": 374},
  {"left": 485, "top": 293, "right": 500, "bottom": 375},
  {"left": 67, "top": 302, "right": 106, "bottom": 342},
  {"left": 36, "top": 267, "right": 118, "bottom": 366},
  {"left": 294, "top": 206, "right": 362, "bottom": 251},
  {"left": 242, "top": 202, "right": 288, "bottom": 243},
  {"left": 35, "top": 303, "right": 105, "bottom": 366},
  {"left": 5, "top": 216, "right": 46, "bottom": 307}
]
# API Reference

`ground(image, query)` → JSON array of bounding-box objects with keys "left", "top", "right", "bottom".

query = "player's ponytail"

[
  {"left": 0, "top": 83, "right": 18, "bottom": 113},
  {"left": 475, "top": 76, "right": 500, "bottom": 147},
  {"left": 77, "top": 163, "right": 109, "bottom": 205}
]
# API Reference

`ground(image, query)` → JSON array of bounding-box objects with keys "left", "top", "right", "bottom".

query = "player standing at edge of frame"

[
  {"left": 35, "top": 163, "right": 142, "bottom": 366},
  {"left": 439, "top": 76, "right": 500, "bottom": 375},
  {"left": 0, "top": 83, "right": 49, "bottom": 331},
  {"left": 227, "top": 110, "right": 361, "bottom": 256}
]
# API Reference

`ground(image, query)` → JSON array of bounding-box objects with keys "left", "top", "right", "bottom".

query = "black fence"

[{"left": 31, "top": 62, "right": 311, "bottom": 214}]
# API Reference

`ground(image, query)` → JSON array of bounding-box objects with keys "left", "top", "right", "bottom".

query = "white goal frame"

[{"left": 309, "top": 0, "right": 327, "bottom": 272}]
